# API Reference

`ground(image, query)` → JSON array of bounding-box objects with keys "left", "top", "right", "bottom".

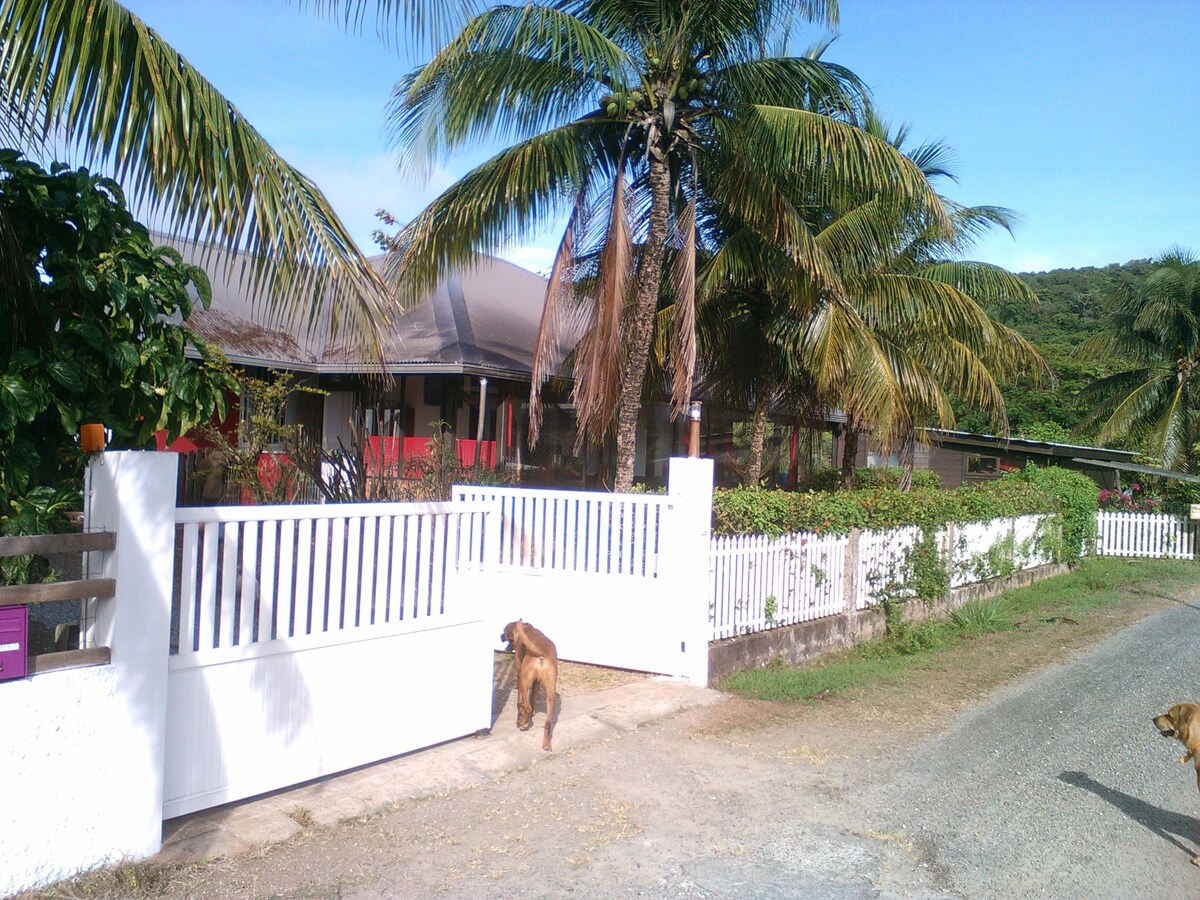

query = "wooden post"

[{"left": 844, "top": 527, "right": 861, "bottom": 614}]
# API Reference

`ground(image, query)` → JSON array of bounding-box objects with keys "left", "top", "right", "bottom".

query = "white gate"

[{"left": 164, "top": 501, "right": 493, "bottom": 818}]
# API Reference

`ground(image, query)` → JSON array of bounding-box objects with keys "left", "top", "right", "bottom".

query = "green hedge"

[
  {"left": 712, "top": 465, "right": 1100, "bottom": 563},
  {"left": 800, "top": 467, "right": 943, "bottom": 492}
]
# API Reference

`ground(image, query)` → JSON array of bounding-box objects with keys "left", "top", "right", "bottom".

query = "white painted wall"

[
  {"left": 0, "top": 452, "right": 176, "bottom": 896},
  {"left": 322, "top": 390, "right": 356, "bottom": 451}
]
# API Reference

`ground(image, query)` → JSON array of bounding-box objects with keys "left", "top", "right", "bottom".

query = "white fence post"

[
  {"left": 666, "top": 457, "right": 714, "bottom": 686},
  {"left": 84, "top": 452, "right": 178, "bottom": 857}
]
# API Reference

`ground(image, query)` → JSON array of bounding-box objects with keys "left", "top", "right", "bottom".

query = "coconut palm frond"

[
  {"left": 0, "top": 0, "right": 391, "bottom": 349},
  {"left": 388, "top": 5, "right": 634, "bottom": 168},
  {"left": 715, "top": 106, "right": 950, "bottom": 228},
  {"left": 296, "top": 0, "right": 480, "bottom": 48},
  {"left": 530, "top": 188, "right": 590, "bottom": 444},
  {"left": 918, "top": 260, "right": 1040, "bottom": 308},
  {"left": 385, "top": 119, "right": 616, "bottom": 305},
  {"left": 1095, "top": 375, "right": 1170, "bottom": 447},
  {"left": 669, "top": 191, "right": 698, "bottom": 417}
]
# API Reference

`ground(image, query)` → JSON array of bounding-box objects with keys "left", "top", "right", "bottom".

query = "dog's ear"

[{"left": 1176, "top": 705, "right": 1197, "bottom": 739}]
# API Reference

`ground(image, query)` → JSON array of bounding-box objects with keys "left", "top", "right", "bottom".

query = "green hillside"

[{"left": 955, "top": 259, "right": 1154, "bottom": 438}]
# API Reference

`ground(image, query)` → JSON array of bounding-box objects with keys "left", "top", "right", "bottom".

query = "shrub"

[
  {"left": 1002, "top": 464, "right": 1098, "bottom": 561},
  {"left": 711, "top": 478, "right": 1055, "bottom": 537}
]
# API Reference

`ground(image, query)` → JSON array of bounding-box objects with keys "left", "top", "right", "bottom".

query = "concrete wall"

[
  {"left": 0, "top": 452, "right": 177, "bottom": 896},
  {"left": 708, "top": 561, "right": 1071, "bottom": 684}
]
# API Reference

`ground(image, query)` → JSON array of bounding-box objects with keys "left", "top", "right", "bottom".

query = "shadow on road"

[{"left": 1059, "top": 771, "right": 1200, "bottom": 861}]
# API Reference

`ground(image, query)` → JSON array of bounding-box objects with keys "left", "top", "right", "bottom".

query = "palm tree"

[
  {"left": 1077, "top": 249, "right": 1200, "bottom": 472},
  {"left": 384, "top": 0, "right": 948, "bottom": 490},
  {"left": 0, "top": 0, "right": 474, "bottom": 349},
  {"left": 698, "top": 116, "right": 1046, "bottom": 490}
]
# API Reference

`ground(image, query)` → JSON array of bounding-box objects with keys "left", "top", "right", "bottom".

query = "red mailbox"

[{"left": 0, "top": 605, "right": 28, "bottom": 680}]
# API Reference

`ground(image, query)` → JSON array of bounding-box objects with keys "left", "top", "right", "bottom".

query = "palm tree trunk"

[
  {"left": 745, "top": 391, "right": 771, "bottom": 487},
  {"left": 840, "top": 421, "right": 859, "bottom": 490},
  {"left": 898, "top": 430, "right": 915, "bottom": 491},
  {"left": 614, "top": 154, "right": 672, "bottom": 492}
]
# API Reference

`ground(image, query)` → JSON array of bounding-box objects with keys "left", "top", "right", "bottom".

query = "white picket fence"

[
  {"left": 710, "top": 515, "right": 1054, "bottom": 640},
  {"left": 1095, "top": 510, "right": 1198, "bottom": 560},
  {"left": 709, "top": 532, "right": 846, "bottom": 639},
  {"left": 856, "top": 524, "right": 925, "bottom": 609}
]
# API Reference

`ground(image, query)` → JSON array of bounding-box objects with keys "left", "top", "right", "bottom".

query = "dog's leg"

[
  {"left": 542, "top": 665, "right": 558, "bottom": 752},
  {"left": 516, "top": 664, "right": 535, "bottom": 731},
  {"left": 1193, "top": 765, "right": 1200, "bottom": 867}
]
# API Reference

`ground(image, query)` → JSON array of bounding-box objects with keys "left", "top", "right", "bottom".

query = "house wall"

[
  {"left": 929, "top": 445, "right": 966, "bottom": 487},
  {"left": 322, "top": 391, "right": 356, "bottom": 451}
]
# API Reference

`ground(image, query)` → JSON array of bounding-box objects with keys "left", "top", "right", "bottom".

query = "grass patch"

[{"left": 720, "top": 558, "right": 1200, "bottom": 704}]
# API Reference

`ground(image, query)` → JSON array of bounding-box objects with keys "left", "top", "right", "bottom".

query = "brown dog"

[
  {"left": 501, "top": 620, "right": 558, "bottom": 751},
  {"left": 1154, "top": 702, "right": 1200, "bottom": 865}
]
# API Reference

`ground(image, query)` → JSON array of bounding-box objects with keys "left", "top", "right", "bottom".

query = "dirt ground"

[{"left": 28, "top": 579, "right": 1199, "bottom": 899}]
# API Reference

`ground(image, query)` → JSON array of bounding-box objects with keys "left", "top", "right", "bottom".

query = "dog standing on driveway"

[
  {"left": 501, "top": 620, "right": 558, "bottom": 751},
  {"left": 1153, "top": 701, "right": 1200, "bottom": 865}
]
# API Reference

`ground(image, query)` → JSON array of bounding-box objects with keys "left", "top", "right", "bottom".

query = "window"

[{"left": 967, "top": 454, "right": 998, "bottom": 474}]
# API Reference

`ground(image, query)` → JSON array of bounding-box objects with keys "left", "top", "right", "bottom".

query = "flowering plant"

[{"left": 1098, "top": 482, "right": 1162, "bottom": 513}]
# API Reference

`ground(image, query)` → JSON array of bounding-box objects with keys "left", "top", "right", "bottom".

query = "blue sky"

[{"left": 123, "top": 0, "right": 1199, "bottom": 276}]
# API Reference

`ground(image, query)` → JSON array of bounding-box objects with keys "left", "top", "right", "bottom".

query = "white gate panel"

[
  {"left": 461, "top": 568, "right": 688, "bottom": 677},
  {"left": 164, "top": 617, "right": 490, "bottom": 819},
  {"left": 166, "top": 500, "right": 494, "bottom": 819}
]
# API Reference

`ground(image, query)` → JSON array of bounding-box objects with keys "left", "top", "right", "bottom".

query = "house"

[
  {"left": 840, "top": 426, "right": 1183, "bottom": 490},
  {"left": 159, "top": 236, "right": 694, "bottom": 488}
]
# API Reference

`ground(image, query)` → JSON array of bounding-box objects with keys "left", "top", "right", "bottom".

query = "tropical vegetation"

[
  {"left": 1075, "top": 249, "right": 1200, "bottom": 472},
  {"left": 697, "top": 110, "right": 1046, "bottom": 489},
  {"left": 0, "top": 0, "right": 447, "bottom": 349},
  {"left": 0, "top": 153, "right": 230, "bottom": 546},
  {"left": 383, "top": 0, "right": 949, "bottom": 490}
]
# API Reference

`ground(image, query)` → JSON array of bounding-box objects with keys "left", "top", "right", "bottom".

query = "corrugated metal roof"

[
  {"left": 922, "top": 428, "right": 1139, "bottom": 462},
  {"left": 1074, "top": 458, "right": 1200, "bottom": 484}
]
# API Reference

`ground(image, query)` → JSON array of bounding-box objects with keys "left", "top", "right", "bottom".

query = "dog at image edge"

[
  {"left": 1153, "top": 702, "right": 1200, "bottom": 866},
  {"left": 501, "top": 620, "right": 558, "bottom": 751}
]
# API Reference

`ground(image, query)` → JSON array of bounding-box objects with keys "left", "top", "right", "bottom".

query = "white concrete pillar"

[
  {"left": 84, "top": 450, "right": 178, "bottom": 858},
  {"left": 667, "top": 457, "right": 714, "bottom": 686}
]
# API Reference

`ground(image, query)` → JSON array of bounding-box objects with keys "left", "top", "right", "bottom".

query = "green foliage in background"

[
  {"left": 0, "top": 152, "right": 231, "bottom": 542},
  {"left": 801, "top": 467, "right": 943, "bottom": 492}
]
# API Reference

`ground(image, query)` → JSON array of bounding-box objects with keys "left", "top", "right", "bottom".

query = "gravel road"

[
  {"left": 77, "top": 593, "right": 1200, "bottom": 899},
  {"left": 841, "top": 594, "right": 1200, "bottom": 898}
]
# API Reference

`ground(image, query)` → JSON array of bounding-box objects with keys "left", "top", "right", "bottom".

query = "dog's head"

[
  {"left": 1154, "top": 703, "right": 1200, "bottom": 741},
  {"left": 501, "top": 619, "right": 524, "bottom": 646}
]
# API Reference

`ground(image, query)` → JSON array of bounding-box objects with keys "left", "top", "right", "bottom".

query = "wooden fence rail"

[{"left": 0, "top": 529, "right": 115, "bottom": 672}]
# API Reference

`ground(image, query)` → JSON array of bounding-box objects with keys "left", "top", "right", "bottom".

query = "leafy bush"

[
  {"left": 713, "top": 464, "right": 1099, "bottom": 565},
  {"left": 712, "top": 479, "right": 1054, "bottom": 537},
  {"left": 0, "top": 152, "right": 229, "bottom": 567},
  {"left": 1003, "top": 464, "right": 1098, "bottom": 561}
]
